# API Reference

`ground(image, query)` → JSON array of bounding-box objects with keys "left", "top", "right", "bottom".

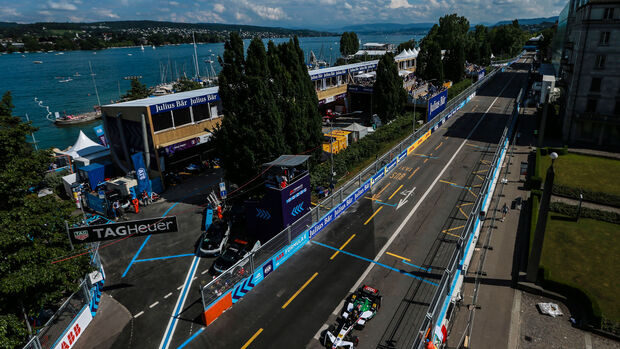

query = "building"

[
  {"left": 354, "top": 43, "right": 396, "bottom": 59},
  {"left": 100, "top": 87, "right": 222, "bottom": 187},
  {"left": 557, "top": 0, "right": 620, "bottom": 148}
]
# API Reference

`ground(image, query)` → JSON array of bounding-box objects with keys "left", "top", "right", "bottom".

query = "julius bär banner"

[{"left": 69, "top": 216, "right": 178, "bottom": 244}]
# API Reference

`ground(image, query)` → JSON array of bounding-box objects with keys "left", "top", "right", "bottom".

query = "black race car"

[
  {"left": 198, "top": 220, "right": 230, "bottom": 256},
  {"left": 210, "top": 239, "right": 261, "bottom": 275}
]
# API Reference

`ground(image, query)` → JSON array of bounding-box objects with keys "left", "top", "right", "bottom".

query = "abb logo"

[
  {"left": 53, "top": 308, "right": 92, "bottom": 349},
  {"left": 59, "top": 323, "right": 81, "bottom": 349},
  {"left": 275, "top": 252, "right": 284, "bottom": 261}
]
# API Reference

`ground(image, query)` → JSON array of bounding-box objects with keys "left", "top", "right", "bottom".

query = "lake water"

[{"left": 0, "top": 34, "right": 422, "bottom": 149}]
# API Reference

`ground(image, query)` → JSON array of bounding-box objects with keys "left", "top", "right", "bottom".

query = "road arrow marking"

[{"left": 397, "top": 187, "right": 416, "bottom": 210}]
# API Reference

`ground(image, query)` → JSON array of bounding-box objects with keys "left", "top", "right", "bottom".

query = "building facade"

[{"left": 559, "top": 0, "right": 620, "bottom": 148}]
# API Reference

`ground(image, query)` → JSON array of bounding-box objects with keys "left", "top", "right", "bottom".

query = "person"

[
  {"left": 132, "top": 197, "right": 140, "bottom": 214},
  {"left": 501, "top": 203, "right": 509, "bottom": 222},
  {"left": 141, "top": 190, "right": 149, "bottom": 206},
  {"left": 112, "top": 200, "right": 121, "bottom": 220}
]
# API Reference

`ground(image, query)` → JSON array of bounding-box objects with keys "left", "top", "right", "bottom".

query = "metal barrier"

[
  {"left": 199, "top": 59, "right": 510, "bottom": 323},
  {"left": 411, "top": 69, "right": 526, "bottom": 347},
  {"left": 22, "top": 241, "right": 104, "bottom": 349}
]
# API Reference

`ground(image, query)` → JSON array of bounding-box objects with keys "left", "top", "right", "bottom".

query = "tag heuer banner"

[{"left": 69, "top": 216, "right": 178, "bottom": 244}]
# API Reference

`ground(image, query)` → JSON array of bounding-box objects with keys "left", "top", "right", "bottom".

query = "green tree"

[
  {"left": 0, "top": 91, "right": 90, "bottom": 346},
  {"left": 418, "top": 38, "right": 443, "bottom": 82},
  {"left": 397, "top": 39, "right": 417, "bottom": 52},
  {"left": 339, "top": 32, "right": 359, "bottom": 57},
  {"left": 214, "top": 35, "right": 287, "bottom": 185},
  {"left": 173, "top": 77, "right": 202, "bottom": 92},
  {"left": 268, "top": 37, "right": 323, "bottom": 156},
  {"left": 444, "top": 40, "right": 465, "bottom": 83},
  {"left": 373, "top": 53, "right": 407, "bottom": 123},
  {"left": 122, "top": 78, "right": 149, "bottom": 101}
]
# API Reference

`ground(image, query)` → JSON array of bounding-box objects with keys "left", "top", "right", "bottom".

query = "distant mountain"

[
  {"left": 338, "top": 22, "right": 434, "bottom": 34},
  {"left": 493, "top": 16, "right": 558, "bottom": 27}
]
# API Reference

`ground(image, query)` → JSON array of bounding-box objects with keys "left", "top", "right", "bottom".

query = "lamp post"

[
  {"left": 527, "top": 151, "right": 558, "bottom": 282},
  {"left": 329, "top": 119, "right": 334, "bottom": 193}
]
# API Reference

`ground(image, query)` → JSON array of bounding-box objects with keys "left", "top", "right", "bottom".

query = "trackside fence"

[
  {"left": 410, "top": 80, "right": 526, "bottom": 347},
  {"left": 22, "top": 238, "right": 106, "bottom": 349},
  {"left": 200, "top": 53, "right": 525, "bottom": 325}
]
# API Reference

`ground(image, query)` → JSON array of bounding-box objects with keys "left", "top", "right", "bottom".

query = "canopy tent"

[
  {"left": 60, "top": 130, "right": 110, "bottom": 166},
  {"left": 399, "top": 70, "right": 413, "bottom": 77},
  {"left": 264, "top": 155, "right": 311, "bottom": 168}
]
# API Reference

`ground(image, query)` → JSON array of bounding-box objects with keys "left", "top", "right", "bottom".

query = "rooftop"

[{"left": 103, "top": 86, "right": 219, "bottom": 108}]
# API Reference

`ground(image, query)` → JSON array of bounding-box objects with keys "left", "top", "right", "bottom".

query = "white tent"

[{"left": 60, "top": 130, "right": 110, "bottom": 166}]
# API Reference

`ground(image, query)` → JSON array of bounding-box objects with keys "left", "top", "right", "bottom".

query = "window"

[
  {"left": 152, "top": 111, "right": 173, "bottom": 132},
  {"left": 586, "top": 99, "right": 598, "bottom": 113},
  {"left": 192, "top": 103, "right": 211, "bottom": 122},
  {"left": 595, "top": 55, "right": 606, "bottom": 69},
  {"left": 604, "top": 8, "right": 614, "bottom": 19},
  {"left": 599, "top": 31, "right": 610, "bottom": 45},
  {"left": 590, "top": 77, "right": 602, "bottom": 92},
  {"left": 172, "top": 107, "right": 192, "bottom": 127}
]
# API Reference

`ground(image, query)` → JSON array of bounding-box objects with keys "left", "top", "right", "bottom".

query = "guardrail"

[
  {"left": 411, "top": 68, "right": 526, "bottom": 347},
  {"left": 22, "top": 240, "right": 105, "bottom": 349},
  {"left": 199, "top": 57, "right": 515, "bottom": 326}
]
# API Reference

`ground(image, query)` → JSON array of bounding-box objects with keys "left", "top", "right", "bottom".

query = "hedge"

[
  {"left": 549, "top": 202, "right": 620, "bottom": 225},
  {"left": 311, "top": 113, "right": 417, "bottom": 190},
  {"left": 448, "top": 78, "right": 472, "bottom": 101},
  {"left": 552, "top": 184, "right": 620, "bottom": 209}
]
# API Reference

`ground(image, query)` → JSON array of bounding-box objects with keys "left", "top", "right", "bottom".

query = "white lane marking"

[
  {"left": 164, "top": 292, "right": 173, "bottom": 299},
  {"left": 177, "top": 285, "right": 183, "bottom": 290},
  {"left": 338, "top": 75, "right": 515, "bottom": 312},
  {"left": 150, "top": 301, "right": 159, "bottom": 308},
  {"left": 332, "top": 299, "right": 346, "bottom": 316},
  {"left": 201, "top": 269, "right": 208, "bottom": 275},
  {"left": 159, "top": 255, "right": 201, "bottom": 349},
  {"left": 134, "top": 311, "right": 144, "bottom": 318},
  {"left": 314, "top": 324, "right": 329, "bottom": 340}
]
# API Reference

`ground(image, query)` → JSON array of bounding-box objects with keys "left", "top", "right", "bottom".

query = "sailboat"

[
  {"left": 152, "top": 45, "right": 156, "bottom": 49},
  {"left": 141, "top": 44, "right": 145, "bottom": 51}
]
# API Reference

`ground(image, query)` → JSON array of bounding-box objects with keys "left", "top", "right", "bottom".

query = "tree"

[
  {"left": 0, "top": 91, "right": 90, "bottom": 346},
  {"left": 122, "top": 78, "right": 149, "bottom": 101},
  {"left": 373, "top": 53, "right": 407, "bottom": 123},
  {"left": 268, "top": 37, "right": 323, "bottom": 157},
  {"left": 444, "top": 40, "right": 465, "bottom": 83},
  {"left": 339, "top": 32, "right": 359, "bottom": 57},
  {"left": 397, "top": 39, "right": 417, "bottom": 52},
  {"left": 418, "top": 38, "right": 443, "bottom": 82},
  {"left": 214, "top": 35, "right": 287, "bottom": 185},
  {"left": 173, "top": 77, "right": 202, "bottom": 92}
]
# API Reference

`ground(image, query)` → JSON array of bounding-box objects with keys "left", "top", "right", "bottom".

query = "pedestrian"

[
  {"left": 132, "top": 198, "right": 140, "bottom": 214},
  {"left": 141, "top": 190, "right": 149, "bottom": 206},
  {"left": 112, "top": 200, "right": 120, "bottom": 220},
  {"left": 501, "top": 203, "right": 509, "bottom": 222}
]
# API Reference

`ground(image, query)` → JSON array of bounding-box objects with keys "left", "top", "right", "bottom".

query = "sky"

[{"left": 0, "top": 0, "right": 566, "bottom": 29}]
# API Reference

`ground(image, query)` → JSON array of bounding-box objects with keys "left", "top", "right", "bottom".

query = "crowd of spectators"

[{"left": 465, "top": 61, "right": 485, "bottom": 75}]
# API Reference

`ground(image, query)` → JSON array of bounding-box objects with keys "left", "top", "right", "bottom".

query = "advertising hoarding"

[
  {"left": 427, "top": 89, "right": 448, "bottom": 122},
  {"left": 69, "top": 216, "right": 178, "bottom": 244}
]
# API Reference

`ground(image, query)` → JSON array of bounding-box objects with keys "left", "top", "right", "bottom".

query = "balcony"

[{"left": 316, "top": 84, "right": 348, "bottom": 102}]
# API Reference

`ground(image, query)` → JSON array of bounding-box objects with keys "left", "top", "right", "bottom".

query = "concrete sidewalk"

[{"left": 74, "top": 293, "right": 132, "bottom": 349}]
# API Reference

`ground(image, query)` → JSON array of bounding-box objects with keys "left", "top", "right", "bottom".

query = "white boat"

[
  {"left": 141, "top": 45, "right": 145, "bottom": 51},
  {"left": 152, "top": 45, "right": 156, "bottom": 49},
  {"left": 127, "top": 53, "right": 133, "bottom": 56},
  {"left": 33, "top": 60, "right": 43, "bottom": 64},
  {"left": 59, "top": 78, "right": 73, "bottom": 83}
]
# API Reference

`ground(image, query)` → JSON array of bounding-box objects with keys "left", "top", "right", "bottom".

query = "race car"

[
  {"left": 340, "top": 285, "right": 381, "bottom": 330},
  {"left": 322, "top": 318, "right": 359, "bottom": 349},
  {"left": 210, "top": 239, "right": 261, "bottom": 275},
  {"left": 322, "top": 285, "right": 381, "bottom": 348},
  {"left": 198, "top": 220, "right": 230, "bottom": 256}
]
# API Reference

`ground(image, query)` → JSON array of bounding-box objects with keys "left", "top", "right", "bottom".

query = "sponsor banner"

[
  {"left": 407, "top": 130, "right": 431, "bottom": 155},
  {"left": 69, "top": 216, "right": 178, "bottom": 244},
  {"left": 427, "top": 89, "right": 448, "bottom": 122},
  {"left": 397, "top": 150, "right": 407, "bottom": 162},
  {"left": 131, "top": 152, "right": 152, "bottom": 195},
  {"left": 386, "top": 158, "right": 397, "bottom": 172},
  {"left": 309, "top": 210, "right": 335, "bottom": 239},
  {"left": 348, "top": 85, "right": 374, "bottom": 94},
  {"left": 370, "top": 169, "right": 385, "bottom": 187},
  {"left": 93, "top": 125, "right": 107, "bottom": 147},
  {"left": 162, "top": 138, "right": 199, "bottom": 155},
  {"left": 52, "top": 305, "right": 92, "bottom": 349},
  {"left": 273, "top": 232, "right": 309, "bottom": 269},
  {"left": 149, "top": 92, "right": 219, "bottom": 114},
  {"left": 478, "top": 69, "right": 485, "bottom": 81}
]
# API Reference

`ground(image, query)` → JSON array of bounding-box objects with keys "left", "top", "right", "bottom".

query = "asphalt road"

[
  {"left": 89, "top": 58, "right": 530, "bottom": 349},
  {"left": 164, "top": 59, "right": 531, "bottom": 349}
]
